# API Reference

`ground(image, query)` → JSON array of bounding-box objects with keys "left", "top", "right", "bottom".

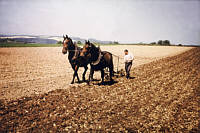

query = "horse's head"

[
  {"left": 80, "top": 40, "right": 93, "bottom": 57},
  {"left": 62, "top": 35, "right": 74, "bottom": 54}
]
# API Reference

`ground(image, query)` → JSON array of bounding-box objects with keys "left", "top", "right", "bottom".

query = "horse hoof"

[{"left": 71, "top": 81, "right": 74, "bottom": 84}]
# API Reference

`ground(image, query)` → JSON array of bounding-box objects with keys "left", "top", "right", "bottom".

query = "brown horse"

[
  {"left": 62, "top": 35, "right": 89, "bottom": 84},
  {"left": 80, "top": 40, "right": 114, "bottom": 84}
]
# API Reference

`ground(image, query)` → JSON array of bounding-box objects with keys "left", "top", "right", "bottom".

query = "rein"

[{"left": 67, "top": 49, "right": 81, "bottom": 52}]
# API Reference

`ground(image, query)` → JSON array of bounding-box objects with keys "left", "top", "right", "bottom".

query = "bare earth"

[
  {"left": 0, "top": 46, "right": 192, "bottom": 101},
  {"left": 0, "top": 46, "right": 199, "bottom": 132}
]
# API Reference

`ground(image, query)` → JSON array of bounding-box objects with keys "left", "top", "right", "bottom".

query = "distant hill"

[
  {"left": 0, "top": 34, "right": 115, "bottom": 44},
  {"left": 88, "top": 38, "right": 112, "bottom": 44},
  {"left": 0, "top": 35, "right": 57, "bottom": 44}
]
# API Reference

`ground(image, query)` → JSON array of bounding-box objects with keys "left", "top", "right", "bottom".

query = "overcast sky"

[{"left": 0, "top": 0, "right": 199, "bottom": 45}]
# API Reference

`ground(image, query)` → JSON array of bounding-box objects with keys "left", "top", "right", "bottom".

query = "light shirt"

[{"left": 124, "top": 53, "right": 134, "bottom": 63}]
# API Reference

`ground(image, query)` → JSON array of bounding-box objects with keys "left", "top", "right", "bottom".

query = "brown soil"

[{"left": 0, "top": 47, "right": 199, "bottom": 132}]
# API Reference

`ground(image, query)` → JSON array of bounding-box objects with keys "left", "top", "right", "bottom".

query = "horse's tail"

[{"left": 110, "top": 53, "right": 114, "bottom": 77}]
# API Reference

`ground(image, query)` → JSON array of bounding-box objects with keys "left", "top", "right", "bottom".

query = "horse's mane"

[
  {"left": 90, "top": 43, "right": 99, "bottom": 51},
  {"left": 68, "top": 37, "right": 82, "bottom": 50},
  {"left": 67, "top": 37, "right": 73, "bottom": 46},
  {"left": 89, "top": 42, "right": 101, "bottom": 62}
]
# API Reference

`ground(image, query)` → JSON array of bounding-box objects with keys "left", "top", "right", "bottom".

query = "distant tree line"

[
  {"left": 57, "top": 40, "right": 119, "bottom": 45},
  {"left": 0, "top": 38, "right": 15, "bottom": 43},
  {"left": 150, "top": 40, "right": 171, "bottom": 46}
]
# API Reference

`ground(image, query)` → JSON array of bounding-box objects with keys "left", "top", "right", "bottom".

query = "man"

[{"left": 124, "top": 49, "right": 134, "bottom": 79}]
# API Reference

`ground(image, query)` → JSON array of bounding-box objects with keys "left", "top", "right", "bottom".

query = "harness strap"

[{"left": 72, "top": 46, "right": 78, "bottom": 60}]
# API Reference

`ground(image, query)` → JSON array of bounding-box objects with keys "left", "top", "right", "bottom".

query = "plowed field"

[{"left": 0, "top": 46, "right": 199, "bottom": 132}]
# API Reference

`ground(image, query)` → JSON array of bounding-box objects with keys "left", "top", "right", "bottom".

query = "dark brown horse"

[
  {"left": 62, "top": 35, "right": 89, "bottom": 84},
  {"left": 80, "top": 40, "right": 114, "bottom": 84}
]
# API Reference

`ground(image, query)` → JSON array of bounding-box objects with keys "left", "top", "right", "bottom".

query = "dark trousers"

[{"left": 125, "top": 61, "right": 132, "bottom": 78}]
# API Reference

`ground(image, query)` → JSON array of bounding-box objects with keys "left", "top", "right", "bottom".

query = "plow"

[{"left": 104, "top": 54, "right": 125, "bottom": 80}]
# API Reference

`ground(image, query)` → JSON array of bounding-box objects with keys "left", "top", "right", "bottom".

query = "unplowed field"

[{"left": 0, "top": 46, "right": 199, "bottom": 132}]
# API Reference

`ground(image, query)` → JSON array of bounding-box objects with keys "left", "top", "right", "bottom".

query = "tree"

[
  {"left": 158, "top": 40, "right": 163, "bottom": 45},
  {"left": 77, "top": 41, "right": 82, "bottom": 44},
  {"left": 57, "top": 41, "right": 62, "bottom": 44},
  {"left": 150, "top": 42, "right": 156, "bottom": 45},
  {"left": 157, "top": 40, "right": 171, "bottom": 46},
  {"left": 114, "top": 41, "right": 119, "bottom": 44},
  {"left": 163, "top": 40, "right": 170, "bottom": 45}
]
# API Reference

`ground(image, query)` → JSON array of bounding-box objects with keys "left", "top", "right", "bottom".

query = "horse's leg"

[
  {"left": 82, "top": 66, "right": 88, "bottom": 82},
  {"left": 71, "top": 65, "right": 80, "bottom": 84},
  {"left": 75, "top": 65, "right": 80, "bottom": 83},
  {"left": 101, "top": 69, "right": 105, "bottom": 84},
  {"left": 71, "top": 69, "right": 76, "bottom": 84},
  {"left": 90, "top": 69, "right": 94, "bottom": 81},
  {"left": 109, "top": 65, "right": 114, "bottom": 82},
  {"left": 88, "top": 68, "right": 94, "bottom": 84}
]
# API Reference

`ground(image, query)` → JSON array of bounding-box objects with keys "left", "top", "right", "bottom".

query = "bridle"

[
  {"left": 63, "top": 39, "right": 69, "bottom": 51},
  {"left": 63, "top": 38, "right": 81, "bottom": 61}
]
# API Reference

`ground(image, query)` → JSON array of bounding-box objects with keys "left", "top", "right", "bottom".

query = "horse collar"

[{"left": 91, "top": 48, "right": 102, "bottom": 65}]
